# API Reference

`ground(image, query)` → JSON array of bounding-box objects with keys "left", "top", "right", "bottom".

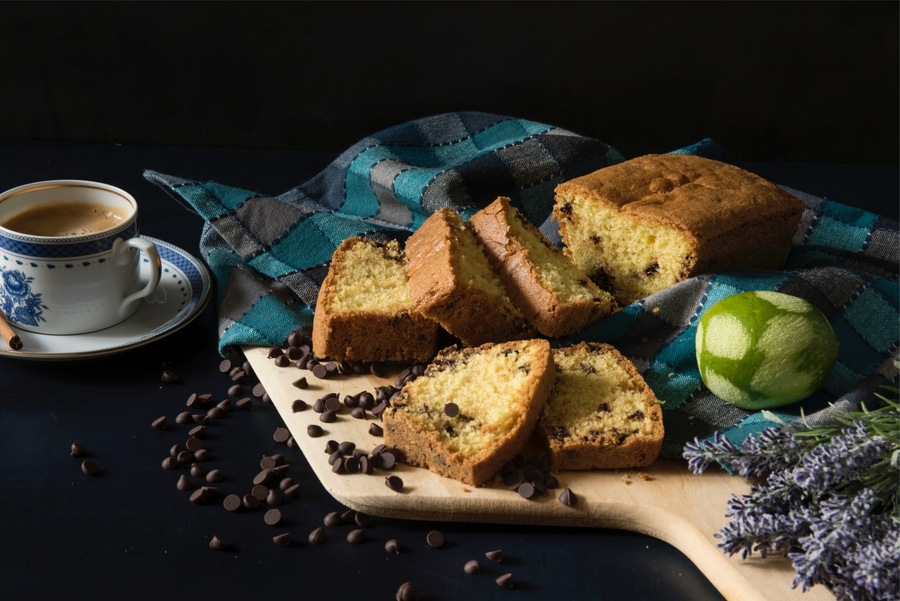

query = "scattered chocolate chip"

[
  {"left": 308, "top": 526, "right": 326, "bottom": 545},
  {"left": 227, "top": 384, "right": 243, "bottom": 397},
  {"left": 176, "top": 450, "right": 195, "bottom": 464},
  {"left": 379, "top": 451, "right": 397, "bottom": 470},
  {"left": 495, "top": 573, "right": 514, "bottom": 589},
  {"left": 251, "top": 484, "right": 269, "bottom": 501},
  {"left": 558, "top": 487, "right": 577, "bottom": 507},
  {"left": 161, "top": 370, "right": 179, "bottom": 383},
  {"left": 70, "top": 442, "right": 87, "bottom": 457},
  {"left": 385, "top": 475, "right": 404, "bottom": 492},
  {"left": 311, "top": 363, "right": 328, "bottom": 379},
  {"left": 319, "top": 409, "right": 338, "bottom": 423},
  {"left": 354, "top": 512, "right": 371, "bottom": 527},
  {"left": 175, "top": 411, "right": 193, "bottom": 424},
  {"left": 444, "top": 402, "right": 460, "bottom": 417},
  {"left": 350, "top": 406, "right": 367, "bottom": 419},
  {"left": 266, "top": 488, "right": 285, "bottom": 506},
  {"left": 272, "top": 532, "right": 291, "bottom": 547},
  {"left": 338, "top": 441, "right": 356, "bottom": 455},
  {"left": 273, "top": 427, "right": 291, "bottom": 443},
  {"left": 206, "top": 469, "right": 223, "bottom": 483},
  {"left": 284, "top": 483, "right": 301, "bottom": 499},
  {"left": 368, "top": 423, "right": 384, "bottom": 437},
  {"left": 193, "top": 448, "right": 211, "bottom": 462},
  {"left": 223, "top": 494, "right": 242, "bottom": 512},
  {"left": 190, "top": 463, "right": 206, "bottom": 477},
  {"left": 188, "top": 424, "right": 206, "bottom": 438},
  {"left": 324, "top": 511, "right": 343, "bottom": 527},
  {"left": 190, "top": 487, "right": 217, "bottom": 504},
  {"left": 307, "top": 424, "right": 324, "bottom": 438},
  {"left": 242, "top": 494, "right": 260, "bottom": 510},
  {"left": 385, "top": 538, "right": 401, "bottom": 554},
  {"left": 151, "top": 416, "right": 167, "bottom": 430},
  {"left": 485, "top": 549, "right": 503, "bottom": 563},
  {"left": 263, "top": 508, "right": 282, "bottom": 526},
  {"left": 425, "top": 530, "right": 444, "bottom": 548},
  {"left": 206, "top": 406, "right": 225, "bottom": 420},
  {"left": 291, "top": 399, "right": 308, "bottom": 412},
  {"left": 464, "top": 560, "right": 481, "bottom": 574},
  {"left": 235, "top": 397, "right": 252, "bottom": 410},
  {"left": 292, "top": 377, "right": 308, "bottom": 389},
  {"left": 81, "top": 459, "right": 99, "bottom": 476},
  {"left": 218, "top": 358, "right": 233, "bottom": 373},
  {"left": 161, "top": 457, "right": 179, "bottom": 470},
  {"left": 209, "top": 535, "right": 231, "bottom": 550},
  {"left": 252, "top": 382, "right": 266, "bottom": 398},
  {"left": 347, "top": 529, "right": 366, "bottom": 544},
  {"left": 395, "top": 581, "right": 419, "bottom": 601},
  {"left": 176, "top": 474, "right": 192, "bottom": 491},
  {"left": 185, "top": 437, "right": 203, "bottom": 453},
  {"left": 274, "top": 354, "right": 291, "bottom": 367}
]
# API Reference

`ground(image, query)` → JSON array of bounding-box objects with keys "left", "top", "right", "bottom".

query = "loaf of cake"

[
  {"left": 553, "top": 154, "right": 805, "bottom": 305},
  {"left": 539, "top": 342, "right": 663, "bottom": 470},
  {"left": 312, "top": 237, "right": 441, "bottom": 363},
  {"left": 382, "top": 339, "right": 555, "bottom": 486},
  {"left": 469, "top": 196, "right": 618, "bottom": 338},
  {"left": 405, "top": 207, "right": 535, "bottom": 346}
]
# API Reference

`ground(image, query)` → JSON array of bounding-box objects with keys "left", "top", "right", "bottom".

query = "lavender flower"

[{"left": 792, "top": 421, "right": 892, "bottom": 494}]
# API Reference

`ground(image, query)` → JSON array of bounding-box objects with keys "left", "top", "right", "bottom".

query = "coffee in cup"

[{"left": 1, "top": 202, "right": 128, "bottom": 237}]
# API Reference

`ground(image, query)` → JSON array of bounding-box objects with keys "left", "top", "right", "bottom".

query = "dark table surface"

[{"left": 0, "top": 140, "right": 896, "bottom": 601}]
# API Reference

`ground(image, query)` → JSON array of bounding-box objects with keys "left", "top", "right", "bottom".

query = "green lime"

[{"left": 695, "top": 291, "right": 839, "bottom": 409}]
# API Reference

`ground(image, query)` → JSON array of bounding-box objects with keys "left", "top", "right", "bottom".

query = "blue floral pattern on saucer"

[{"left": 0, "top": 267, "right": 46, "bottom": 327}]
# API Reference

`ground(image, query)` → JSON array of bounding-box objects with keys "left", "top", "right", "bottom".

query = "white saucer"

[{"left": 0, "top": 236, "right": 211, "bottom": 360}]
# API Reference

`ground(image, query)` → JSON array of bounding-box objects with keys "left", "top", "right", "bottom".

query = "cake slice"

[
  {"left": 382, "top": 339, "right": 555, "bottom": 486},
  {"left": 405, "top": 207, "right": 535, "bottom": 346},
  {"left": 469, "top": 196, "right": 618, "bottom": 338},
  {"left": 553, "top": 154, "right": 804, "bottom": 305},
  {"left": 540, "top": 342, "right": 663, "bottom": 470},
  {"left": 312, "top": 237, "right": 441, "bottom": 363}
]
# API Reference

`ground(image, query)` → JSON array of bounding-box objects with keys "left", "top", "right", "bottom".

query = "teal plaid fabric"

[{"left": 145, "top": 112, "right": 898, "bottom": 457}]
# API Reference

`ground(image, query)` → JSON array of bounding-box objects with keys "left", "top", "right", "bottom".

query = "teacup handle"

[{"left": 113, "top": 237, "right": 162, "bottom": 316}]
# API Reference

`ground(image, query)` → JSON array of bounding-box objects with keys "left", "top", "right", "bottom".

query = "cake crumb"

[
  {"left": 621, "top": 473, "right": 633, "bottom": 485},
  {"left": 637, "top": 472, "right": 655, "bottom": 481}
]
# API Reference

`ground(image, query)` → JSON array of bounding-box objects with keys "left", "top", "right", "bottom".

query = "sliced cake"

[
  {"left": 469, "top": 196, "right": 618, "bottom": 338},
  {"left": 312, "top": 237, "right": 441, "bottom": 363},
  {"left": 382, "top": 339, "right": 555, "bottom": 486},
  {"left": 553, "top": 154, "right": 804, "bottom": 305},
  {"left": 405, "top": 207, "right": 535, "bottom": 346},
  {"left": 540, "top": 341, "right": 663, "bottom": 470}
]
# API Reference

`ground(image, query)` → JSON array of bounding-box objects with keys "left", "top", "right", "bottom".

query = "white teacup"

[{"left": 0, "top": 180, "right": 161, "bottom": 335}]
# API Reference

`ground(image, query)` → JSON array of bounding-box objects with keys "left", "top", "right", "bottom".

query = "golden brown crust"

[
  {"left": 540, "top": 342, "right": 663, "bottom": 470},
  {"left": 312, "top": 237, "right": 440, "bottom": 363},
  {"left": 469, "top": 196, "right": 617, "bottom": 338},
  {"left": 405, "top": 207, "right": 535, "bottom": 346},
  {"left": 383, "top": 339, "right": 555, "bottom": 486}
]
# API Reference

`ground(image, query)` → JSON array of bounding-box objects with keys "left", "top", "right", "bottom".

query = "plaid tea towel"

[{"left": 145, "top": 112, "right": 898, "bottom": 457}]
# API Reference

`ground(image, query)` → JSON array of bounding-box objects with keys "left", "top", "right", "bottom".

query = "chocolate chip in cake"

[
  {"left": 558, "top": 487, "right": 577, "bottom": 507},
  {"left": 425, "top": 530, "right": 444, "bottom": 548},
  {"left": 443, "top": 402, "right": 460, "bottom": 418},
  {"left": 151, "top": 416, "right": 167, "bottom": 430}
]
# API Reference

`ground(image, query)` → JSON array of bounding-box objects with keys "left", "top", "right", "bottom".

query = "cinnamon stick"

[{"left": 0, "top": 312, "right": 23, "bottom": 351}]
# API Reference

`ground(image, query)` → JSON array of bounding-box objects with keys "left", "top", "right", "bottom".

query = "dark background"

[{"left": 1, "top": 1, "right": 897, "bottom": 164}]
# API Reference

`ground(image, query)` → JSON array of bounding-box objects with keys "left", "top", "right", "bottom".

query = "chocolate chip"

[
  {"left": 235, "top": 397, "right": 252, "bottom": 410},
  {"left": 379, "top": 451, "right": 396, "bottom": 470},
  {"left": 292, "top": 377, "right": 308, "bottom": 389},
  {"left": 176, "top": 474, "right": 192, "bottom": 491},
  {"left": 175, "top": 411, "right": 193, "bottom": 424},
  {"left": 188, "top": 425, "right": 206, "bottom": 438},
  {"left": 259, "top": 453, "right": 283, "bottom": 470},
  {"left": 323, "top": 511, "right": 343, "bottom": 527},
  {"left": 266, "top": 488, "right": 285, "bottom": 506},
  {"left": 425, "top": 530, "right": 444, "bottom": 548},
  {"left": 384, "top": 538, "right": 401, "bottom": 554},
  {"left": 395, "top": 582, "right": 419, "bottom": 601},
  {"left": 274, "top": 354, "right": 291, "bottom": 367},
  {"left": 70, "top": 442, "right": 87, "bottom": 457},
  {"left": 368, "top": 423, "right": 384, "bottom": 437},
  {"left": 319, "top": 409, "right": 338, "bottom": 423},
  {"left": 308, "top": 526, "right": 326, "bottom": 545},
  {"left": 495, "top": 573, "right": 514, "bottom": 589},
  {"left": 252, "top": 383, "right": 266, "bottom": 398},
  {"left": 161, "top": 370, "right": 179, "bottom": 383},
  {"left": 206, "top": 406, "right": 224, "bottom": 420},
  {"left": 350, "top": 406, "right": 367, "bottom": 419},
  {"left": 206, "top": 469, "right": 223, "bottom": 483},
  {"left": 176, "top": 450, "right": 195, "bottom": 464},
  {"left": 307, "top": 424, "right": 324, "bottom": 438},
  {"left": 190, "top": 487, "right": 217, "bottom": 504},
  {"left": 81, "top": 459, "right": 99, "bottom": 476},
  {"left": 218, "top": 358, "right": 233, "bottom": 373},
  {"left": 558, "top": 487, "right": 577, "bottom": 507},
  {"left": 385, "top": 475, "right": 403, "bottom": 492},
  {"left": 223, "top": 494, "right": 242, "bottom": 512},
  {"left": 464, "top": 560, "right": 481, "bottom": 574},
  {"left": 251, "top": 484, "right": 269, "bottom": 501},
  {"left": 272, "top": 532, "right": 291, "bottom": 547},
  {"left": 485, "top": 549, "right": 503, "bottom": 563},
  {"left": 444, "top": 402, "right": 460, "bottom": 417},
  {"left": 227, "top": 384, "right": 243, "bottom": 397},
  {"left": 151, "top": 416, "right": 167, "bottom": 430},
  {"left": 263, "top": 508, "right": 282, "bottom": 526},
  {"left": 190, "top": 463, "right": 206, "bottom": 477},
  {"left": 209, "top": 535, "right": 231, "bottom": 551},
  {"left": 354, "top": 512, "right": 371, "bottom": 527},
  {"left": 242, "top": 494, "right": 260, "bottom": 510},
  {"left": 273, "top": 427, "right": 291, "bottom": 443},
  {"left": 253, "top": 469, "right": 273, "bottom": 486},
  {"left": 193, "top": 448, "right": 211, "bottom": 462},
  {"left": 338, "top": 441, "right": 356, "bottom": 455},
  {"left": 347, "top": 529, "right": 366, "bottom": 544},
  {"left": 291, "top": 399, "right": 308, "bottom": 412},
  {"left": 284, "top": 483, "right": 301, "bottom": 499},
  {"left": 311, "top": 363, "right": 328, "bottom": 379},
  {"left": 185, "top": 437, "right": 203, "bottom": 453},
  {"left": 161, "top": 456, "right": 179, "bottom": 470}
]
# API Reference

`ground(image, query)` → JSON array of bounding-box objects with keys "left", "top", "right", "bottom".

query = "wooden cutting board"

[{"left": 245, "top": 346, "right": 834, "bottom": 601}]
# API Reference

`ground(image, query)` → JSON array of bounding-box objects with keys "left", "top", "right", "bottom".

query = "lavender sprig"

[{"left": 683, "top": 376, "right": 900, "bottom": 600}]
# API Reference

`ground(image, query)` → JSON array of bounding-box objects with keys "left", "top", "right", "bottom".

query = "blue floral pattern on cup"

[{"left": 0, "top": 267, "right": 46, "bottom": 327}]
